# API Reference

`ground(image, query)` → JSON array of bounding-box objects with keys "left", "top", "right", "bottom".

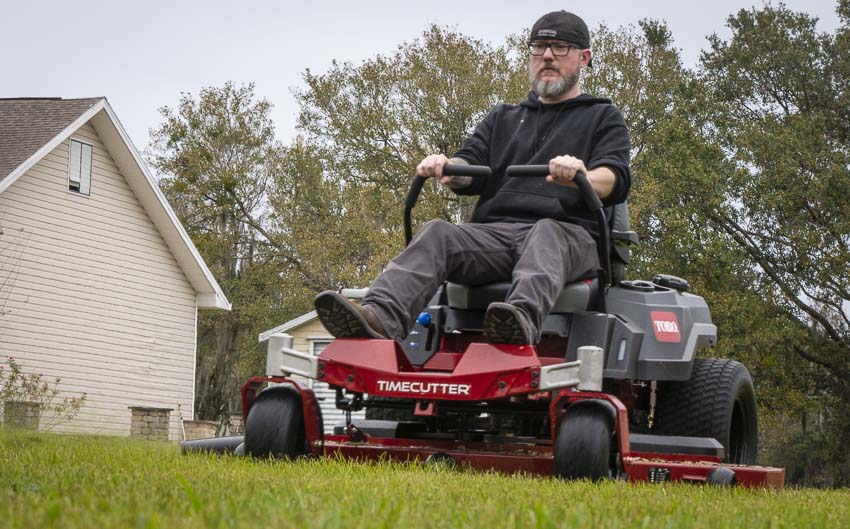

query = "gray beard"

[{"left": 528, "top": 64, "right": 579, "bottom": 98}]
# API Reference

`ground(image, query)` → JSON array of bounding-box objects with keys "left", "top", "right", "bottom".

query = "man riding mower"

[
  {"left": 185, "top": 163, "right": 779, "bottom": 486},
  {"left": 183, "top": 10, "right": 783, "bottom": 487}
]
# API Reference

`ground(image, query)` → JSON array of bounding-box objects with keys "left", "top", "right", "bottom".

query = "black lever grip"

[
  {"left": 504, "top": 165, "right": 550, "bottom": 178},
  {"left": 442, "top": 164, "right": 491, "bottom": 178},
  {"left": 405, "top": 175, "right": 428, "bottom": 213}
]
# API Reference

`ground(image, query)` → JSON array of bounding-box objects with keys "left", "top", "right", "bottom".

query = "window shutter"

[
  {"left": 80, "top": 143, "right": 92, "bottom": 195},
  {"left": 69, "top": 140, "right": 82, "bottom": 186},
  {"left": 68, "top": 139, "right": 92, "bottom": 195}
]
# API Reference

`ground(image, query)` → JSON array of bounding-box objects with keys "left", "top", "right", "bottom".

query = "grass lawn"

[{"left": 1, "top": 430, "right": 849, "bottom": 529}]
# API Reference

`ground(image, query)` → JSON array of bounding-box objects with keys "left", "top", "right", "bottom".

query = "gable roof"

[
  {"left": 258, "top": 311, "right": 319, "bottom": 342},
  {"left": 0, "top": 97, "right": 230, "bottom": 310}
]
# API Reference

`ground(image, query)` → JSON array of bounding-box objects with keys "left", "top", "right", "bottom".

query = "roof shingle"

[{"left": 0, "top": 97, "right": 103, "bottom": 180}]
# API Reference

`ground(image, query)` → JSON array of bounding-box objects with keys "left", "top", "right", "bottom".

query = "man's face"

[{"left": 528, "top": 40, "right": 589, "bottom": 99}]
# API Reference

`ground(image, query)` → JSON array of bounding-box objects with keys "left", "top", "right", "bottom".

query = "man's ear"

[{"left": 582, "top": 49, "right": 593, "bottom": 68}]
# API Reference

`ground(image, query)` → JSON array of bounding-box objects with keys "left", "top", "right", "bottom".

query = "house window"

[
  {"left": 310, "top": 339, "right": 333, "bottom": 357},
  {"left": 68, "top": 139, "right": 92, "bottom": 195}
]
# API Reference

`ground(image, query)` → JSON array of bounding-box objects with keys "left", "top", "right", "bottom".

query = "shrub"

[{"left": 0, "top": 356, "right": 86, "bottom": 429}]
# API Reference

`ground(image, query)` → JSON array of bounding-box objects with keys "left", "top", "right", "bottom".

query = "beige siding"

[
  {"left": 288, "top": 319, "right": 333, "bottom": 352},
  {"left": 0, "top": 122, "right": 196, "bottom": 440},
  {"left": 285, "top": 318, "right": 364, "bottom": 433}
]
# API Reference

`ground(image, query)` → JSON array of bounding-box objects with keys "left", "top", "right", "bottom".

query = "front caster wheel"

[
  {"left": 244, "top": 385, "right": 307, "bottom": 459},
  {"left": 554, "top": 404, "right": 614, "bottom": 481}
]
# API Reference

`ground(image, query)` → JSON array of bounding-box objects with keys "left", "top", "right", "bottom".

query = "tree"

[
  {"left": 700, "top": 3, "right": 850, "bottom": 397},
  {"left": 149, "top": 83, "right": 290, "bottom": 422},
  {"left": 294, "top": 24, "right": 526, "bottom": 264},
  {"left": 670, "top": 2, "right": 850, "bottom": 484},
  {"left": 584, "top": 20, "right": 834, "bottom": 478}
]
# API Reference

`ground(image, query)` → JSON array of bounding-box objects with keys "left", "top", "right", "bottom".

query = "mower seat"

[{"left": 445, "top": 279, "right": 597, "bottom": 314}]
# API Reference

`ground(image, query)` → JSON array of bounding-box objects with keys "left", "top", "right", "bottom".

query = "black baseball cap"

[{"left": 530, "top": 11, "right": 592, "bottom": 65}]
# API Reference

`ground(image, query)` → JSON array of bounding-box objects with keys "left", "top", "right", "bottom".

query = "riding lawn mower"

[{"left": 183, "top": 164, "right": 784, "bottom": 488}]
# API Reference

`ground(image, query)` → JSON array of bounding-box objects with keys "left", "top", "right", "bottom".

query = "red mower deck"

[{"left": 239, "top": 337, "right": 785, "bottom": 489}]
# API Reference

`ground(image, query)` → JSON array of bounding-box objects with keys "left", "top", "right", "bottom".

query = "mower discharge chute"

[{"left": 183, "top": 164, "right": 784, "bottom": 488}]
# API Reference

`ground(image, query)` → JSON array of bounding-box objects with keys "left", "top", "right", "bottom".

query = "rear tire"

[
  {"left": 244, "top": 386, "right": 306, "bottom": 459},
  {"left": 654, "top": 358, "right": 758, "bottom": 464},
  {"left": 554, "top": 405, "right": 613, "bottom": 481}
]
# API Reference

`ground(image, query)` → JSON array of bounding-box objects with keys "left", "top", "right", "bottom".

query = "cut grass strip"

[{"left": 1, "top": 430, "right": 848, "bottom": 529}]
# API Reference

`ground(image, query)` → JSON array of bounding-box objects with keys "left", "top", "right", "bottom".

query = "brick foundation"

[
  {"left": 183, "top": 420, "right": 218, "bottom": 440},
  {"left": 129, "top": 407, "right": 173, "bottom": 441},
  {"left": 228, "top": 413, "right": 244, "bottom": 435},
  {"left": 3, "top": 401, "right": 41, "bottom": 430}
]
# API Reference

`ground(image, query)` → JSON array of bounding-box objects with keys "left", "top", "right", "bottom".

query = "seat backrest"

[
  {"left": 609, "top": 202, "right": 638, "bottom": 284},
  {"left": 610, "top": 201, "right": 632, "bottom": 233}
]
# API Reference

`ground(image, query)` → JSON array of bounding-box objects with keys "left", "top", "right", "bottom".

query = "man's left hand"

[{"left": 546, "top": 155, "right": 586, "bottom": 187}]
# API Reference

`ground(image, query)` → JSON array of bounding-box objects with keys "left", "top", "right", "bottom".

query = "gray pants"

[{"left": 363, "top": 219, "right": 599, "bottom": 341}]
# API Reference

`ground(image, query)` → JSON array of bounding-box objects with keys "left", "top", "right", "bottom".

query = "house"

[
  {"left": 0, "top": 97, "right": 230, "bottom": 440},
  {"left": 259, "top": 289, "right": 366, "bottom": 432}
]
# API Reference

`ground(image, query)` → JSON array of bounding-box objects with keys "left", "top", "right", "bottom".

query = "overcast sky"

[{"left": 0, "top": 0, "right": 841, "bottom": 153}]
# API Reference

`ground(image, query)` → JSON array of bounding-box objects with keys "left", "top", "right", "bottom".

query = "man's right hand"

[{"left": 416, "top": 154, "right": 471, "bottom": 188}]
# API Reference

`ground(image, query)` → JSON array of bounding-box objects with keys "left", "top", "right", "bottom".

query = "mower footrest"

[{"left": 629, "top": 434, "right": 725, "bottom": 459}]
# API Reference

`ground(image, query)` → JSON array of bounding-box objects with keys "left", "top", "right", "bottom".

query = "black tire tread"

[
  {"left": 244, "top": 386, "right": 306, "bottom": 458},
  {"left": 554, "top": 406, "right": 612, "bottom": 481},
  {"left": 653, "top": 358, "right": 757, "bottom": 464}
]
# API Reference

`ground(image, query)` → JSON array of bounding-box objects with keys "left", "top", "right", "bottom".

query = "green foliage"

[
  {"left": 700, "top": 4, "right": 850, "bottom": 382},
  {"left": 2, "top": 431, "right": 850, "bottom": 528},
  {"left": 554, "top": 8, "right": 848, "bottom": 484},
  {"left": 266, "top": 139, "right": 385, "bottom": 291},
  {"left": 297, "top": 25, "right": 523, "bottom": 187},
  {"left": 582, "top": 21, "right": 807, "bottom": 450},
  {"left": 692, "top": 4, "right": 850, "bottom": 484},
  {"left": 294, "top": 24, "right": 527, "bottom": 264},
  {"left": 149, "top": 83, "right": 293, "bottom": 422},
  {"left": 0, "top": 357, "right": 86, "bottom": 429}
]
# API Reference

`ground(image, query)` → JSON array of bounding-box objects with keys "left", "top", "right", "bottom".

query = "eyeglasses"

[{"left": 528, "top": 42, "right": 575, "bottom": 56}]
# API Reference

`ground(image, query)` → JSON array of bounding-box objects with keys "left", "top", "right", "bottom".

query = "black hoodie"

[{"left": 452, "top": 92, "right": 631, "bottom": 239}]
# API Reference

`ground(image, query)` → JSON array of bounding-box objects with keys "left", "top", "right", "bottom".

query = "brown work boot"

[
  {"left": 314, "top": 291, "right": 389, "bottom": 339},
  {"left": 483, "top": 302, "right": 536, "bottom": 345}
]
